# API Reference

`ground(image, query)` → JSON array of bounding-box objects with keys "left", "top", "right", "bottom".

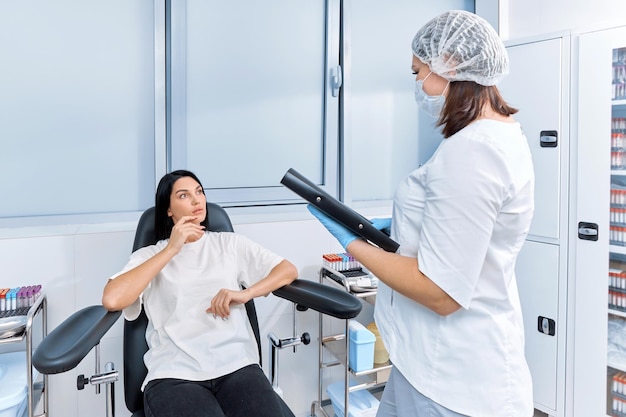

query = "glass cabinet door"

[
  {"left": 608, "top": 45, "right": 626, "bottom": 417},
  {"left": 575, "top": 26, "right": 626, "bottom": 417}
]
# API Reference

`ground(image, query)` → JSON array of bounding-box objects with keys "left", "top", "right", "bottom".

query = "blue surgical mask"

[{"left": 414, "top": 72, "right": 448, "bottom": 119}]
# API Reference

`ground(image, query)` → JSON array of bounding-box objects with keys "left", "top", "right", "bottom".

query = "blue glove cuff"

[{"left": 307, "top": 205, "right": 359, "bottom": 249}]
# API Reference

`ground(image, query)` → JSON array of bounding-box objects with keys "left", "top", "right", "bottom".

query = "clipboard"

[{"left": 280, "top": 168, "right": 400, "bottom": 253}]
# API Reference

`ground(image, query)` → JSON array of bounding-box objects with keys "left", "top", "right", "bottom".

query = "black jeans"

[{"left": 143, "top": 364, "right": 287, "bottom": 417}]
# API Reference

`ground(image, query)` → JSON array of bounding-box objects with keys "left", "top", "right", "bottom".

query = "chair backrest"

[{"left": 123, "top": 202, "right": 262, "bottom": 414}]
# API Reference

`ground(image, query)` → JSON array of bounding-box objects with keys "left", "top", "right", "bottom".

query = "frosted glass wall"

[
  {"left": 169, "top": 0, "right": 337, "bottom": 205},
  {"left": 0, "top": 1, "right": 480, "bottom": 219},
  {"left": 0, "top": 1, "right": 156, "bottom": 218},
  {"left": 347, "top": 0, "right": 474, "bottom": 202}
]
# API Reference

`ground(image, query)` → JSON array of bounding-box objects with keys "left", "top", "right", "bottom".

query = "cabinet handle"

[
  {"left": 578, "top": 222, "right": 598, "bottom": 241},
  {"left": 537, "top": 316, "right": 556, "bottom": 336},
  {"left": 540, "top": 130, "right": 558, "bottom": 148}
]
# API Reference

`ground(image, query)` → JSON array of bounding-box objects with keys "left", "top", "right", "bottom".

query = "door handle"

[{"left": 330, "top": 65, "right": 342, "bottom": 97}]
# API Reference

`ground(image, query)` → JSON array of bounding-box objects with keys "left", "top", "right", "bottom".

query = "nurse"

[{"left": 308, "top": 10, "right": 534, "bottom": 417}]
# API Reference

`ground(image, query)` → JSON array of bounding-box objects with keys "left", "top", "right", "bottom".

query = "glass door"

[
  {"left": 574, "top": 26, "right": 625, "bottom": 417},
  {"left": 608, "top": 46, "right": 626, "bottom": 417}
]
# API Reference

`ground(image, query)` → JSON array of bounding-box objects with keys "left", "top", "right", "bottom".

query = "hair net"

[{"left": 411, "top": 10, "right": 508, "bottom": 86}]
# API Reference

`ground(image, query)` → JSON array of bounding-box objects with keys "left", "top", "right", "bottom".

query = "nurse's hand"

[
  {"left": 307, "top": 205, "right": 359, "bottom": 249},
  {"left": 307, "top": 206, "right": 393, "bottom": 249},
  {"left": 370, "top": 217, "right": 392, "bottom": 236}
]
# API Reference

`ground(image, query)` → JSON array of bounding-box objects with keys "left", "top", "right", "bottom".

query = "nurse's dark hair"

[
  {"left": 438, "top": 82, "right": 518, "bottom": 138},
  {"left": 154, "top": 170, "right": 208, "bottom": 242}
]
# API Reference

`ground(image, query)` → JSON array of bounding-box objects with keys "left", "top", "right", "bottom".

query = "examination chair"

[{"left": 32, "top": 202, "right": 362, "bottom": 417}]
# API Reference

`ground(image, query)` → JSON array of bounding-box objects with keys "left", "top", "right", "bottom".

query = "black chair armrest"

[
  {"left": 273, "top": 279, "right": 362, "bottom": 319},
  {"left": 33, "top": 305, "right": 122, "bottom": 374}
]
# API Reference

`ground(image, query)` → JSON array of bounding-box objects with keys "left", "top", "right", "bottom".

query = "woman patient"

[{"left": 102, "top": 169, "right": 298, "bottom": 417}]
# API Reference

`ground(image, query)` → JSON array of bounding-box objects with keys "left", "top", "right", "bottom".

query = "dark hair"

[
  {"left": 438, "top": 81, "right": 518, "bottom": 138},
  {"left": 154, "top": 170, "right": 209, "bottom": 241}
]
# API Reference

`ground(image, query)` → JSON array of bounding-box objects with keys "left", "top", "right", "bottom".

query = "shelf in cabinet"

[
  {"left": 609, "top": 308, "right": 626, "bottom": 318},
  {"left": 611, "top": 245, "right": 626, "bottom": 255},
  {"left": 612, "top": 169, "right": 626, "bottom": 176},
  {"left": 609, "top": 360, "right": 626, "bottom": 373},
  {"left": 613, "top": 99, "right": 626, "bottom": 107}
]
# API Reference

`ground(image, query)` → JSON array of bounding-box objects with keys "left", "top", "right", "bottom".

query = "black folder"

[{"left": 280, "top": 168, "right": 400, "bottom": 253}]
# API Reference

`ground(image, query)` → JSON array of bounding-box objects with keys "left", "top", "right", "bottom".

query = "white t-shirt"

[
  {"left": 111, "top": 231, "right": 283, "bottom": 390},
  {"left": 374, "top": 119, "right": 535, "bottom": 416}
]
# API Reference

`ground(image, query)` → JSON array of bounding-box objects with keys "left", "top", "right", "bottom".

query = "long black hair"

[{"left": 154, "top": 170, "right": 209, "bottom": 241}]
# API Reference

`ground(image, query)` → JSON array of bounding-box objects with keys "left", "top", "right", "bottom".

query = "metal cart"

[
  {"left": 311, "top": 267, "right": 392, "bottom": 417},
  {"left": 0, "top": 293, "right": 48, "bottom": 417}
]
